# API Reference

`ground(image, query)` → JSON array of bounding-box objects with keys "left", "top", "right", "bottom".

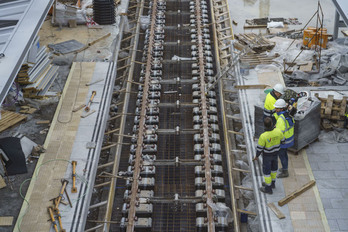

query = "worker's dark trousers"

[
  {"left": 262, "top": 155, "right": 278, "bottom": 183},
  {"left": 278, "top": 148, "right": 288, "bottom": 170}
]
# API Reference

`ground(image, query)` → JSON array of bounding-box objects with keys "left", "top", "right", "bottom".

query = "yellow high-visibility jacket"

[
  {"left": 256, "top": 127, "right": 285, "bottom": 157},
  {"left": 275, "top": 113, "right": 295, "bottom": 148},
  {"left": 264, "top": 91, "right": 278, "bottom": 119}
]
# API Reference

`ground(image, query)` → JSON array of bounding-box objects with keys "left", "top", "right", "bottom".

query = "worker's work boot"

[
  {"left": 277, "top": 169, "right": 289, "bottom": 178},
  {"left": 271, "top": 181, "right": 275, "bottom": 189},
  {"left": 260, "top": 185, "right": 273, "bottom": 194},
  {"left": 262, "top": 181, "right": 276, "bottom": 189}
]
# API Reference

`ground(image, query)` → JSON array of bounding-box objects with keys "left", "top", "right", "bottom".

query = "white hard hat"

[
  {"left": 273, "top": 84, "right": 285, "bottom": 95},
  {"left": 274, "top": 99, "right": 286, "bottom": 108}
]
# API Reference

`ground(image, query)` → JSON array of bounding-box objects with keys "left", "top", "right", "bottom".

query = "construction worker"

[
  {"left": 274, "top": 99, "right": 295, "bottom": 178},
  {"left": 264, "top": 84, "right": 285, "bottom": 123},
  {"left": 253, "top": 117, "right": 285, "bottom": 194}
]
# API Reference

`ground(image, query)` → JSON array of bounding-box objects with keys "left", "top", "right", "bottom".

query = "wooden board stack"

[
  {"left": 0, "top": 110, "right": 27, "bottom": 132},
  {"left": 315, "top": 94, "right": 347, "bottom": 129},
  {"left": 16, "top": 46, "right": 59, "bottom": 99}
]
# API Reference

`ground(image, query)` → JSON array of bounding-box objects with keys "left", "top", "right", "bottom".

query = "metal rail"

[
  {"left": 101, "top": 0, "right": 146, "bottom": 230},
  {"left": 194, "top": 0, "right": 215, "bottom": 231},
  {"left": 126, "top": 0, "right": 158, "bottom": 230},
  {"left": 85, "top": 0, "right": 240, "bottom": 231}
]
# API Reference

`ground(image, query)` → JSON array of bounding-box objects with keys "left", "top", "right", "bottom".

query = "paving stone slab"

[
  {"left": 318, "top": 161, "right": 347, "bottom": 171},
  {"left": 337, "top": 144, "right": 348, "bottom": 153},
  {"left": 325, "top": 209, "right": 348, "bottom": 219},
  {"left": 306, "top": 153, "right": 330, "bottom": 162},
  {"left": 312, "top": 170, "right": 336, "bottom": 179},
  {"left": 307, "top": 143, "right": 340, "bottom": 154},
  {"left": 317, "top": 188, "right": 343, "bottom": 199},
  {"left": 328, "top": 219, "right": 340, "bottom": 231},
  {"left": 330, "top": 198, "right": 348, "bottom": 209},
  {"left": 337, "top": 219, "right": 348, "bottom": 231},
  {"left": 334, "top": 171, "right": 348, "bottom": 178}
]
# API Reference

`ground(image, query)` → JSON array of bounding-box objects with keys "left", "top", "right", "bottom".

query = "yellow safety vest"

[
  {"left": 276, "top": 114, "right": 295, "bottom": 148},
  {"left": 256, "top": 128, "right": 285, "bottom": 157},
  {"left": 264, "top": 91, "right": 278, "bottom": 119}
]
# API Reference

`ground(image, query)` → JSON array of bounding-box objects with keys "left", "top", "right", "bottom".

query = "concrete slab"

[{"left": 14, "top": 62, "right": 116, "bottom": 232}]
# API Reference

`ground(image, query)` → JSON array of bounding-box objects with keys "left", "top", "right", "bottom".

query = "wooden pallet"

[
  {"left": 315, "top": 94, "right": 347, "bottom": 120},
  {"left": 235, "top": 33, "right": 275, "bottom": 52},
  {"left": 0, "top": 110, "right": 27, "bottom": 132},
  {"left": 315, "top": 94, "right": 347, "bottom": 128},
  {"left": 240, "top": 53, "right": 276, "bottom": 67}
]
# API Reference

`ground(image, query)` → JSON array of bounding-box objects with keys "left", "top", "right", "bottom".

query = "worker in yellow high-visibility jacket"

[
  {"left": 264, "top": 84, "right": 285, "bottom": 123},
  {"left": 274, "top": 99, "right": 295, "bottom": 178},
  {"left": 253, "top": 117, "right": 285, "bottom": 194}
]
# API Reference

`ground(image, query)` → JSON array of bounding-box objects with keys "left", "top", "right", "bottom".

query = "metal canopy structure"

[
  {"left": 0, "top": 0, "right": 54, "bottom": 106},
  {"left": 332, "top": 0, "right": 348, "bottom": 39}
]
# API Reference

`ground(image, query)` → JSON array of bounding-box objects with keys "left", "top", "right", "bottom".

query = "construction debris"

[{"left": 19, "top": 105, "right": 37, "bottom": 114}]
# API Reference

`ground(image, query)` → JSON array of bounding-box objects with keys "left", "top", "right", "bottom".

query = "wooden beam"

[
  {"left": 234, "top": 185, "right": 253, "bottom": 191},
  {"left": 235, "top": 84, "right": 269, "bottom": 90},
  {"left": 268, "top": 203, "right": 285, "bottom": 219},
  {"left": 237, "top": 209, "right": 257, "bottom": 216},
  {"left": 228, "top": 130, "right": 244, "bottom": 136},
  {"left": 232, "top": 167, "right": 250, "bottom": 173},
  {"left": 226, "top": 114, "right": 241, "bottom": 120},
  {"left": 88, "top": 33, "right": 111, "bottom": 46},
  {"left": 278, "top": 180, "right": 316, "bottom": 206},
  {"left": 244, "top": 25, "right": 267, "bottom": 29}
]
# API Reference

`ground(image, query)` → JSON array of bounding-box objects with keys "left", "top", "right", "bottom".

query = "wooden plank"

[
  {"left": 324, "top": 95, "right": 334, "bottom": 115},
  {"left": 268, "top": 203, "right": 285, "bottom": 219},
  {"left": 232, "top": 167, "right": 250, "bottom": 173},
  {"left": 228, "top": 130, "right": 244, "bottom": 136},
  {"left": 278, "top": 180, "right": 316, "bottom": 206},
  {"left": 340, "top": 97, "right": 347, "bottom": 116},
  {"left": 237, "top": 208, "right": 257, "bottom": 216},
  {"left": 0, "top": 176, "right": 6, "bottom": 189},
  {"left": 36, "top": 120, "right": 50, "bottom": 125},
  {"left": 299, "top": 62, "right": 313, "bottom": 72},
  {"left": 0, "top": 216, "right": 13, "bottom": 226},
  {"left": 234, "top": 185, "right": 253, "bottom": 191},
  {"left": 235, "top": 84, "right": 269, "bottom": 89}
]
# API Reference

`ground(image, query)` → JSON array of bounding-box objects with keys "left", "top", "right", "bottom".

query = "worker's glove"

[{"left": 252, "top": 156, "right": 258, "bottom": 161}]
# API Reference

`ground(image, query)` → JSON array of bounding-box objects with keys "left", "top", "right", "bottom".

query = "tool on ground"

[
  {"left": 54, "top": 179, "right": 72, "bottom": 210},
  {"left": 71, "top": 161, "right": 77, "bottom": 193},
  {"left": 54, "top": 208, "right": 66, "bottom": 232},
  {"left": 81, "top": 109, "right": 96, "bottom": 118},
  {"left": 85, "top": 91, "right": 96, "bottom": 112},
  {"left": 86, "top": 78, "right": 104, "bottom": 86},
  {"left": 73, "top": 104, "right": 86, "bottom": 112},
  {"left": 48, "top": 207, "right": 59, "bottom": 232}
]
